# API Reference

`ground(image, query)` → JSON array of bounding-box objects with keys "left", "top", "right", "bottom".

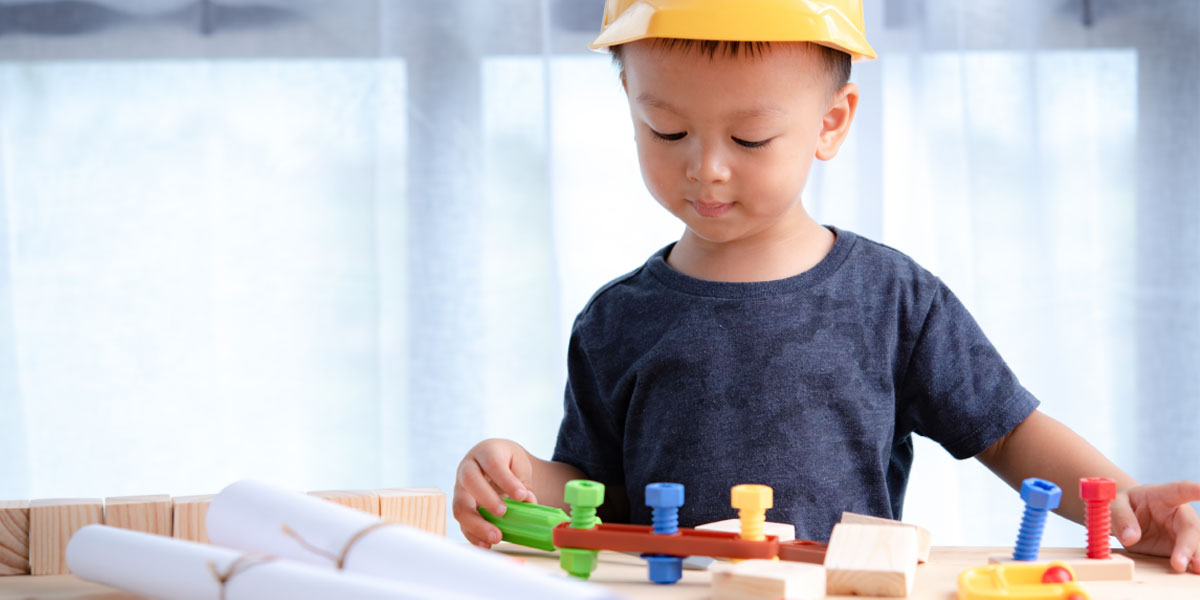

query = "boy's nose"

[{"left": 686, "top": 144, "right": 731, "bottom": 184}]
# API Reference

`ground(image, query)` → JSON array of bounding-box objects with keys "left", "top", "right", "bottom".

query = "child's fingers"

[
  {"left": 458, "top": 459, "right": 509, "bottom": 516},
  {"left": 476, "top": 452, "right": 533, "bottom": 503},
  {"left": 1110, "top": 494, "right": 1142, "bottom": 547},
  {"left": 1169, "top": 517, "right": 1200, "bottom": 573},
  {"left": 452, "top": 481, "right": 503, "bottom": 547},
  {"left": 1153, "top": 481, "right": 1200, "bottom": 508}
]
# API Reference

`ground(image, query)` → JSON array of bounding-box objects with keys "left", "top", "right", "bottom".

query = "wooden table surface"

[{"left": 0, "top": 545, "right": 1197, "bottom": 599}]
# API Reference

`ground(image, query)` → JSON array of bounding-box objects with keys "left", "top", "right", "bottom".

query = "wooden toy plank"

[
  {"left": 379, "top": 487, "right": 445, "bottom": 536},
  {"left": 0, "top": 501, "right": 30, "bottom": 576},
  {"left": 841, "top": 511, "right": 931, "bottom": 563},
  {"left": 711, "top": 559, "right": 825, "bottom": 600},
  {"left": 28, "top": 499, "right": 104, "bottom": 575},
  {"left": 104, "top": 495, "right": 172, "bottom": 536},
  {"left": 696, "top": 518, "right": 796, "bottom": 542},
  {"left": 988, "top": 550, "right": 1135, "bottom": 581},
  {"left": 172, "top": 495, "right": 214, "bottom": 544},
  {"left": 824, "top": 523, "right": 918, "bottom": 598},
  {"left": 308, "top": 490, "right": 381, "bottom": 516}
]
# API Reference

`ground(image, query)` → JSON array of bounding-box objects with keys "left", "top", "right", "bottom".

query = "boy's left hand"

[{"left": 1112, "top": 481, "right": 1200, "bottom": 573}]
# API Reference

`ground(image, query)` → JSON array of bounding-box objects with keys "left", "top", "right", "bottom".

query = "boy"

[{"left": 454, "top": 0, "right": 1200, "bottom": 573}]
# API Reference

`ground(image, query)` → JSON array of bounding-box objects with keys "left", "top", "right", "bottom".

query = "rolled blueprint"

[
  {"left": 66, "top": 525, "right": 477, "bottom": 600},
  {"left": 206, "top": 480, "right": 616, "bottom": 600}
]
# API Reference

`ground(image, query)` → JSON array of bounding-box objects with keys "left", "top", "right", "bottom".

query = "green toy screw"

[{"left": 560, "top": 479, "right": 605, "bottom": 579}]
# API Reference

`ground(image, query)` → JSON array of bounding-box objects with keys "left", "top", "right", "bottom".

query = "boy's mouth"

[{"left": 690, "top": 200, "right": 733, "bottom": 218}]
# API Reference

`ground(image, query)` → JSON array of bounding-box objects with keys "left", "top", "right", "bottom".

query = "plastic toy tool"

[
  {"left": 478, "top": 498, "right": 569, "bottom": 552},
  {"left": 477, "top": 480, "right": 826, "bottom": 584},
  {"left": 958, "top": 561, "right": 1090, "bottom": 600}
]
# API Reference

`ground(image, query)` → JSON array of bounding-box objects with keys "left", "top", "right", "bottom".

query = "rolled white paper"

[
  {"left": 206, "top": 480, "right": 616, "bottom": 599},
  {"left": 66, "top": 525, "right": 478, "bottom": 600}
]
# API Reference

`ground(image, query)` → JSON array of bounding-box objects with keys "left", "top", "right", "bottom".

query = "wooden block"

[
  {"left": 308, "top": 490, "right": 381, "bottom": 516},
  {"left": 172, "top": 495, "right": 214, "bottom": 544},
  {"left": 824, "top": 523, "right": 918, "bottom": 598},
  {"left": 379, "top": 487, "right": 445, "bottom": 536},
  {"left": 104, "top": 495, "right": 172, "bottom": 536},
  {"left": 712, "top": 559, "right": 825, "bottom": 600},
  {"left": 696, "top": 518, "right": 797, "bottom": 542},
  {"left": 841, "top": 511, "right": 932, "bottom": 563},
  {"left": 28, "top": 499, "right": 104, "bottom": 575},
  {"left": 0, "top": 501, "right": 30, "bottom": 576},
  {"left": 988, "top": 550, "right": 1135, "bottom": 581}
]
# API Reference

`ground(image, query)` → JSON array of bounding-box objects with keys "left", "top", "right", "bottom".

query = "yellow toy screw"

[{"left": 731, "top": 484, "right": 773, "bottom": 541}]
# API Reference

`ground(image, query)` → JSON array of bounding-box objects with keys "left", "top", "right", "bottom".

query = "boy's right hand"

[{"left": 453, "top": 438, "right": 538, "bottom": 548}]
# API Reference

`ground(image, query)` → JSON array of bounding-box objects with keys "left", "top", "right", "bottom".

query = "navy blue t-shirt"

[{"left": 551, "top": 227, "right": 1039, "bottom": 541}]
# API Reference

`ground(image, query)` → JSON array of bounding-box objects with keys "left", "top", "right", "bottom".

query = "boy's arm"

[
  {"left": 975, "top": 409, "right": 1137, "bottom": 525},
  {"left": 977, "top": 409, "right": 1200, "bottom": 573}
]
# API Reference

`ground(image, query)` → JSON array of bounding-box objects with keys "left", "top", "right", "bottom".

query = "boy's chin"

[{"left": 681, "top": 222, "right": 748, "bottom": 245}]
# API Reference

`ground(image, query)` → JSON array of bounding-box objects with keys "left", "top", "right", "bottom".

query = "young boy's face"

[{"left": 621, "top": 41, "right": 855, "bottom": 245}]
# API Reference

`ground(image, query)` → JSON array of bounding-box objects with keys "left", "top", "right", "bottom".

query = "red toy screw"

[{"left": 1079, "top": 477, "right": 1117, "bottom": 559}]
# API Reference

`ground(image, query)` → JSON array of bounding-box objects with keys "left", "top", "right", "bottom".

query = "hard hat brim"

[{"left": 588, "top": 0, "right": 877, "bottom": 62}]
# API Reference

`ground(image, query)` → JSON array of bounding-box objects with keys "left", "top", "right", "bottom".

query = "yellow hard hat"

[{"left": 590, "top": 0, "right": 877, "bottom": 61}]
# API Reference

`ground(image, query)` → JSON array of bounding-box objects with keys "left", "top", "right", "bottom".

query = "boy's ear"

[
  {"left": 620, "top": 70, "right": 628, "bottom": 94},
  {"left": 815, "top": 82, "right": 860, "bottom": 161}
]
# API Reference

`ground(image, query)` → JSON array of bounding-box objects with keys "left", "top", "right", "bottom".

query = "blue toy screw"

[
  {"left": 643, "top": 482, "right": 685, "bottom": 584},
  {"left": 1012, "top": 478, "right": 1062, "bottom": 561}
]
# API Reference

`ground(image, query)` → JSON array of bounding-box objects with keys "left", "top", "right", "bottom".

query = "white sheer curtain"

[{"left": 1, "top": 0, "right": 1196, "bottom": 548}]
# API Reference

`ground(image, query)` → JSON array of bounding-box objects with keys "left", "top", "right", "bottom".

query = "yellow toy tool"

[
  {"left": 590, "top": 0, "right": 877, "bottom": 61},
  {"left": 958, "top": 561, "right": 1090, "bottom": 600}
]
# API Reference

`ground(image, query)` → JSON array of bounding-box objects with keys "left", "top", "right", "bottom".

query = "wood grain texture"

[
  {"left": 0, "top": 501, "right": 30, "bottom": 576},
  {"left": 711, "top": 559, "right": 825, "bottom": 600},
  {"left": 824, "top": 523, "right": 918, "bottom": 598},
  {"left": 308, "top": 490, "right": 381, "bottom": 516},
  {"left": 379, "top": 487, "right": 445, "bottom": 536},
  {"left": 104, "top": 495, "right": 172, "bottom": 537},
  {"left": 171, "top": 495, "right": 213, "bottom": 544},
  {"left": 28, "top": 499, "right": 104, "bottom": 576},
  {"left": 988, "top": 550, "right": 1135, "bottom": 581},
  {"left": 841, "top": 511, "right": 932, "bottom": 563}
]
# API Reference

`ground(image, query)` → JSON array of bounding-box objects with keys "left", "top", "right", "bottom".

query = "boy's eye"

[
  {"left": 733, "top": 137, "right": 771, "bottom": 149},
  {"left": 650, "top": 129, "right": 686, "bottom": 141}
]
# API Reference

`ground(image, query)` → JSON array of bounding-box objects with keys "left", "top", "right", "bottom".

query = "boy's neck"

[{"left": 667, "top": 217, "right": 837, "bottom": 283}]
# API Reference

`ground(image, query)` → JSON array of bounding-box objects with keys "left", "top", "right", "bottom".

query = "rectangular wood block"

[
  {"left": 841, "top": 511, "right": 932, "bottom": 563},
  {"left": 988, "top": 550, "right": 1135, "bottom": 581},
  {"left": 29, "top": 499, "right": 104, "bottom": 575},
  {"left": 824, "top": 523, "right": 918, "bottom": 598},
  {"left": 104, "top": 495, "right": 172, "bottom": 537},
  {"left": 379, "top": 487, "right": 445, "bottom": 536},
  {"left": 308, "top": 490, "right": 381, "bottom": 516},
  {"left": 0, "top": 501, "right": 30, "bottom": 576},
  {"left": 712, "top": 559, "right": 825, "bottom": 600},
  {"left": 172, "top": 495, "right": 214, "bottom": 544}
]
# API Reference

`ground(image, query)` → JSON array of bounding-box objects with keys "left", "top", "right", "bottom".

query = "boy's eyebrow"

[{"left": 636, "top": 92, "right": 785, "bottom": 119}]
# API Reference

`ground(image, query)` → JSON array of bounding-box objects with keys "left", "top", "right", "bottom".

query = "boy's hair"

[{"left": 609, "top": 39, "right": 852, "bottom": 92}]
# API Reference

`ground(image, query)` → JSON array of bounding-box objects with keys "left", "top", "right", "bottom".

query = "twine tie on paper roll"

[
  {"left": 206, "top": 554, "right": 276, "bottom": 600},
  {"left": 281, "top": 521, "right": 395, "bottom": 570}
]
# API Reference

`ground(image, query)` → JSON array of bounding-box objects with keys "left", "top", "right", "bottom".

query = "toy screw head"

[
  {"left": 1020, "top": 478, "right": 1063, "bottom": 510},
  {"left": 731, "top": 484, "right": 773, "bottom": 511},
  {"left": 564, "top": 480, "right": 605, "bottom": 507},
  {"left": 1079, "top": 477, "right": 1117, "bottom": 501},
  {"left": 645, "top": 483, "right": 684, "bottom": 508}
]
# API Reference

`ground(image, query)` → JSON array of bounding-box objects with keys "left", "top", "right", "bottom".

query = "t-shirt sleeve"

[
  {"left": 899, "top": 280, "right": 1040, "bottom": 459},
  {"left": 551, "top": 323, "right": 625, "bottom": 485}
]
